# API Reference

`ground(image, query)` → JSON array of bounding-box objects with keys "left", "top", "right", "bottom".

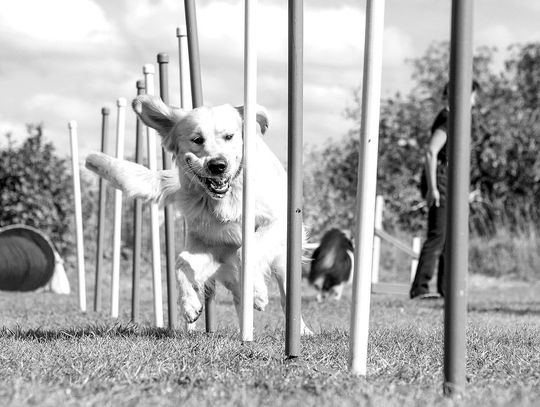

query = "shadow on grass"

[
  {"left": 408, "top": 299, "right": 540, "bottom": 316},
  {"left": 468, "top": 301, "right": 540, "bottom": 316},
  {"left": 400, "top": 297, "right": 540, "bottom": 317},
  {"left": 0, "top": 322, "right": 224, "bottom": 342}
]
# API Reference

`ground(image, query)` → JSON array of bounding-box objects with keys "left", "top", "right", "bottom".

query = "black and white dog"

[{"left": 308, "top": 228, "right": 354, "bottom": 302}]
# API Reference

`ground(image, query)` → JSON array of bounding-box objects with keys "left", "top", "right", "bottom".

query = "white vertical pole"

[
  {"left": 177, "top": 26, "right": 191, "bottom": 256},
  {"left": 371, "top": 195, "right": 384, "bottom": 284},
  {"left": 177, "top": 26, "right": 192, "bottom": 111},
  {"left": 111, "top": 98, "right": 126, "bottom": 318},
  {"left": 143, "top": 64, "right": 164, "bottom": 328},
  {"left": 349, "top": 0, "right": 385, "bottom": 376},
  {"left": 410, "top": 237, "right": 421, "bottom": 283},
  {"left": 68, "top": 120, "right": 86, "bottom": 313},
  {"left": 177, "top": 25, "right": 194, "bottom": 332},
  {"left": 241, "top": 0, "right": 257, "bottom": 342}
]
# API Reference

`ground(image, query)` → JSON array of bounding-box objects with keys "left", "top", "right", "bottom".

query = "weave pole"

[
  {"left": 349, "top": 0, "right": 385, "bottom": 375},
  {"left": 94, "top": 108, "right": 109, "bottom": 312},
  {"left": 158, "top": 52, "right": 179, "bottom": 330},
  {"left": 184, "top": 0, "right": 216, "bottom": 333},
  {"left": 176, "top": 26, "right": 190, "bottom": 247},
  {"left": 285, "top": 0, "right": 303, "bottom": 358},
  {"left": 444, "top": 0, "right": 473, "bottom": 396},
  {"left": 132, "top": 80, "right": 145, "bottom": 322},
  {"left": 184, "top": 0, "right": 203, "bottom": 107},
  {"left": 68, "top": 120, "right": 86, "bottom": 313},
  {"left": 111, "top": 98, "right": 126, "bottom": 318},
  {"left": 240, "top": 0, "right": 258, "bottom": 342},
  {"left": 176, "top": 26, "right": 191, "bottom": 110},
  {"left": 143, "top": 64, "right": 165, "bottom": 328},
  {"left": 176, "top": 26, "right": 192, "bottom": 331}
]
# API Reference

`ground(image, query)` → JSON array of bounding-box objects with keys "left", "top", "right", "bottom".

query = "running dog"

[
  {"left": 85, "top": 95, "right": 312, "bottom": 334},
  {"left": 308, "top": 228, "right": 354, "bottom": 302}
]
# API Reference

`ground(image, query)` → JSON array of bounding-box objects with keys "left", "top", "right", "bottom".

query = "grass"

[{"left": 0, "top": 267, "right": 538, "bottom": 406}]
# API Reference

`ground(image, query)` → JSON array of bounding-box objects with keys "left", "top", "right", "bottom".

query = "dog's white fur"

[{"left": 85, "top": 95, "right": 312, "bottom": 334}]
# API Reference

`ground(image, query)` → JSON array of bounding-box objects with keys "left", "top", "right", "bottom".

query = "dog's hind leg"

[
  {"left": 271, "top": 254, "right": 313, "bottom": 336},
  {"left": 215, "top": 264, "right": 242, "bottom": 324}
]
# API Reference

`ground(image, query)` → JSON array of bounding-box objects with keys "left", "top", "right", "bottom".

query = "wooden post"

[
  {"left": 68, "top": 120, "right": 86, "bottom": 313},
  {"left": 349, "top": 0, "right": 385, "bottom": 375}
]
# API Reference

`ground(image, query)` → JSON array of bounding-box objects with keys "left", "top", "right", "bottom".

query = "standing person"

[{"left": 410, "top": 80, "right": 479, "bottom": 299}]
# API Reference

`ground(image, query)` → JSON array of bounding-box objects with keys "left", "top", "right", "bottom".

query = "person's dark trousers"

[{"left": 410, "top": 166, "right": 447, "bottom": 298}]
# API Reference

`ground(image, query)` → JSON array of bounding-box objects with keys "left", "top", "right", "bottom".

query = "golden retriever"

[{"left": 86, "top": 95, "right": 312, "bottom": 334}]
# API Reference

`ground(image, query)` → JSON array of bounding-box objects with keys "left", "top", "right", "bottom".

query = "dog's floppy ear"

[
  {"left": 132, "top": 95, "right": 186, "bottom": 149},
  {"left": 235, "top": 105, "right": 270, "bottom": 135}
]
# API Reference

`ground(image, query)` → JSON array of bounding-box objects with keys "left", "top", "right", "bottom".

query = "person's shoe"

[
  {"left": 412, "top": 292, "right": 442, "bottom": 300},
  {"left": 410, "top": 289, "right": 427, "bottom": 299}
]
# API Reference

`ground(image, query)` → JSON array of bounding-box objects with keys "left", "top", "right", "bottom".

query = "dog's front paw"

[
  {"left": 253, "top": 280, "right": 269, "bottom": 311},
  {"left": 182, "top": 301, "right": 203, "bottom": 324},
  {"left": 253, "top": 293, "right": 269, "bottom": 311},
  {"left": 301, "top": 322, "right": 314, "bottom": 336}
]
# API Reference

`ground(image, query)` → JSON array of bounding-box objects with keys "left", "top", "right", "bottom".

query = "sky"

[{"left": 0, "top": 0, "right": 539, "bottom": 164}]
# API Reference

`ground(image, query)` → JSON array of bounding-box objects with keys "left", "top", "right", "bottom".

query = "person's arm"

[{"left": 423, "top": 128, "right": 447, "bottom": 207}]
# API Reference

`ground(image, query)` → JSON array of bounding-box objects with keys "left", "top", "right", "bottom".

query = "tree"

[
  {"left": 0, "top": 125, "right": 83, "bottom": 256},
  {"left": 303, "top": 41, "right": 540, "bottom": 240}
]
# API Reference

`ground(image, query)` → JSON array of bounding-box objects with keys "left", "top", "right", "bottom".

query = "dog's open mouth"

[
  {"left": 189, "top": 171, "right": 231, "bottom": 199},
  {"left": 185, "top": 160, "right": 236, "bottom": 199},
  {"left": 204, "top": 177, "right": 230, "bottom": 197}
]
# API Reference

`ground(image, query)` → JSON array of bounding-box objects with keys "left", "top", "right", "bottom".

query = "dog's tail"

[{"left": 85, "top": 152, "right": 180, "bottom": 206}]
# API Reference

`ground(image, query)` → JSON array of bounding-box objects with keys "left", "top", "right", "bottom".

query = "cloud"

[
  {"left": 24, "top": 94, "right": 88, "bottom": 118},
  {"left": 0, "top": 0, "right": 117, "bottom": 52},
  {"left": 0, "top": 0, "right": 440, "bottom": 163},
  {"left": 383, "top": 27, "right": 414, "bottom": 66},
  {"left": 476, "top": 24, "right": 515, "bottom": 49},
  {"left": 0, "top": 0, "right": 536, "bottom": 165}
]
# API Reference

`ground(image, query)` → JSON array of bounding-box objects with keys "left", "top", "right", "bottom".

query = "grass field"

[{"left": 0, "top": 269, "right": 538, "bottom": 407}]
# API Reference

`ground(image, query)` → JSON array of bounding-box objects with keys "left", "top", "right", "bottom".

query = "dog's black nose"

[{"left": 208, "top": 158, "right": 227, "bottom": 175}]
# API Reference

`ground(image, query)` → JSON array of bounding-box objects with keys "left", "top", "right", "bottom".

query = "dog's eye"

[
  {"left": 192, "top": 136, "right": 204, "bottom": 145},
  {"left": 224, "top": 133, "right": 234, "bottom": 141}
]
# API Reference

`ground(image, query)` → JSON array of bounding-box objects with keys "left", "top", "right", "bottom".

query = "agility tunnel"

[{"left": 0, "top": 224, "right": 70, "bottom": 293}]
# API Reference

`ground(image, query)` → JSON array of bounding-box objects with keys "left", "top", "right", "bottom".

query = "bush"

[
  {"left": 304, "top": 41, "right": 540, "bottom": 240},
  {"left": 0, "top": 125, "right": 79, "bottom": 256}
]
